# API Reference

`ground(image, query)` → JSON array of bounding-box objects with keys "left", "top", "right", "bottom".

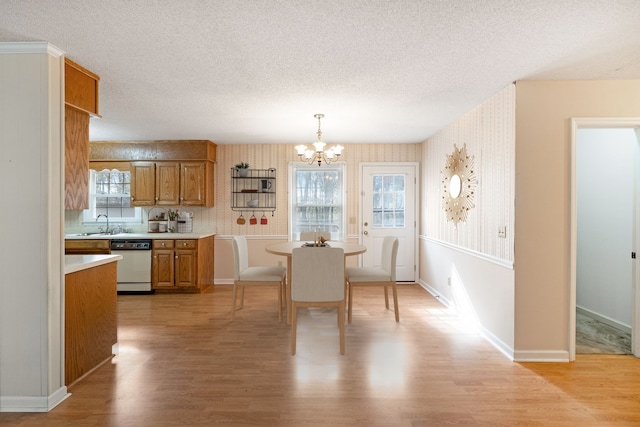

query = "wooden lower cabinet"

[
  {"left": 152, "top": 236, "right": 214, "bottom": 293},
  {"left": 152, "top": 240, "right": 175, "bottom": 288},
  {"left": 65, "top": 261, "right": 117, "bottom": 386}
]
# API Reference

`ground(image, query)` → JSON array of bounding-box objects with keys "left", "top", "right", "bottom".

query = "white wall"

[
  {"left": 420, "top": 85, "right": 516, "bottom": 356},
  {"left": 0, "top": 43, "right": 68, "bottom": 411},
  {"left": 576, "top": 128, "right": 637, "bottom": 327}
]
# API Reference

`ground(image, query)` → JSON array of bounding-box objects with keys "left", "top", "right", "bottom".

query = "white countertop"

[
  {"left": 65, "top": 254, "right": 123, "bottom": 274},
  {"left": 64, "top": 231, "right": 215, "bottom": 240}
]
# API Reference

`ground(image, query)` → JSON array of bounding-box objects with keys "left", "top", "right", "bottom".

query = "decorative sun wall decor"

[{"left": 441, "top": 144, "right": 477, "bottom": 225}]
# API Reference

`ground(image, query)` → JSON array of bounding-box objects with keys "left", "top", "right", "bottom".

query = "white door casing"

[{"left": 359, "top": 163, "right": 418, "bottom": 282}]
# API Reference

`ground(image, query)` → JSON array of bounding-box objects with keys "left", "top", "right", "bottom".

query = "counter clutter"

[{"left": 148, "top": 208, "right": 193, "bottom": 233}]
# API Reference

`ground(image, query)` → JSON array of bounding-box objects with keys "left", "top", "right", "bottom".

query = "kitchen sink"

[{"left": 69, "top": 232, "right": 109, "bottom": 236}]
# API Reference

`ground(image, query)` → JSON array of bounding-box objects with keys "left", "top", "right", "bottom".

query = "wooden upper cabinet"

[
  {"left": 131, "top": 161, "right": 212, "bottom": 207},
  {"left": 64, "top": 58, "right": 99, "bottom": 210},
  {"left": 156, "top": 162, "right": 181, "bottom": 205},
  {"left": 130, "top": 162, "right": 156, "bottom": 206},
  {"left": 181, "top": 162, "right": 208, "bottom": 206},
  {"left": 91, "top": 141, "right": 216, "bottom": 207},
  {"left": 65, "top": 58, "right": 100, "bottom": 116}
]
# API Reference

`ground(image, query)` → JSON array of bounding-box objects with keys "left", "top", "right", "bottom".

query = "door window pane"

[{"left": 371, "top": 173, "right": 405, "bottom": 228}]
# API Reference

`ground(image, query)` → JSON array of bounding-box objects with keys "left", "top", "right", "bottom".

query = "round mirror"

[{"left": 449, "top": 174, "right": 462, "bottom": 199}]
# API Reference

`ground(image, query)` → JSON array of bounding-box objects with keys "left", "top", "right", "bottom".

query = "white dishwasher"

[{"left": 110, "top": 239, "right": 153, "bottom": 293}]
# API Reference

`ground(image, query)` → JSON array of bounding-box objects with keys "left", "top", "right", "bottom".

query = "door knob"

[
  {"left": 364, "top": 222, "right": 368, "bottom": 226},
  {"left": 363, "top": 231, "right": 368, "bottom": 235}
]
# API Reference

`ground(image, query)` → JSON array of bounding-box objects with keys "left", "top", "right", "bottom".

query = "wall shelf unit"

[{"left": 231, "top": 168, "right": 276, "bottom": 215}]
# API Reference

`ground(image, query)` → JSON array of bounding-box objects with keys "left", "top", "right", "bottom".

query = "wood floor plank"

[{"left": 1, "top": 284, "right": 640, "bottom": 426}]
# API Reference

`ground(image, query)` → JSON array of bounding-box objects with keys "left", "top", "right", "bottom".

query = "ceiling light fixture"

[{"left": 295, "top": 113, "right": 344, "bottom": 166}]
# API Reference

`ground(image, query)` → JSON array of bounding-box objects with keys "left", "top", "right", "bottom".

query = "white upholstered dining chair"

[
  {"left": 299, "top": 231, "right": 331, "bottom": 241},
  {"left": 231, "top": 235, "right": 286, "bottom": 321},
  {"left": 290, "top": 247, "right": 346, "bottom": 355},
  {"left": 345, "top": 236, "right": 399, "bottom": 323}
]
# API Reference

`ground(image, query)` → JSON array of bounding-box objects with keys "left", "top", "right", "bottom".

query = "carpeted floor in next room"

[{"left": 576, "top": 312, "right": 632, "bottom": 354}]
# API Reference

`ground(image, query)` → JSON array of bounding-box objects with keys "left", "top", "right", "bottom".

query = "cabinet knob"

[
  {"left": 183, "top": 242, "right": 187, "bottom": 246},
  {"left": 155, "top": 196, "right": 158, "bottom": 201},
  {"left": 161, "top": 242, "right": 166, "bottom": 247},
  {"left": 175, "top": 255, "right": 178, "bottom": 259}
]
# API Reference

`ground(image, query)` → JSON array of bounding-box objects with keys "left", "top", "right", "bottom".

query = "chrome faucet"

[{"left": 96, "top": 214, "right": 109, "bottom": 234}]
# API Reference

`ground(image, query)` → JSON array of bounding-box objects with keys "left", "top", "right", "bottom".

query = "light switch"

[{"left": 498, "top": 226, "right": 507, "bottom": 238}]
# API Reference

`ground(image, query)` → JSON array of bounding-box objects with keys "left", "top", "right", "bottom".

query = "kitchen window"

[
  {"left": 83, "top": 169, "right": 142, "bottom": 223},
  {"left": 288, "top": 163, "right": 345, "bottom": 241}
]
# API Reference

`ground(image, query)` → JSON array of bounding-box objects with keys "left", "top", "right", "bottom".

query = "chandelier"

[{"left": 295, "top": 113, "right": 344, "bottom": 166}]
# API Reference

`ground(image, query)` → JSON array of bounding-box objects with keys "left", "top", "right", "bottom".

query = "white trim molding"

[
  {"left": 420, "top": 235, "right": 514, "bottom": 270},
  {"left": 513, "top": 350, "right": 570, "bottom": 363},
  {"left": 0, "top": 41, "right": 65, "bottom": 56},
  {"left": 0, "top": 387, "right": 70, "bottom": 412}
]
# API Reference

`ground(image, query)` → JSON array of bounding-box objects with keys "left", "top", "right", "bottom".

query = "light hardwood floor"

[{"left": 2, "top": 284, "right": 640, "bottom": 426}]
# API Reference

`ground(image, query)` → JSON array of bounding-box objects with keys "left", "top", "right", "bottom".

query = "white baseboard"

[
  {"left": 416, "top": 279, "right": 453, "bottom": 308},
  {"left": 513, "top": 350, "right": 570, "bottom": 362},
  {"left": 0, "top": 386, "right": 70, "bottom": 412}
]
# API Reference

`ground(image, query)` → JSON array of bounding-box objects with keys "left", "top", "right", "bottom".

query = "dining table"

[{"left": 265, "top": 241, "right": 367, "bottom": 324}]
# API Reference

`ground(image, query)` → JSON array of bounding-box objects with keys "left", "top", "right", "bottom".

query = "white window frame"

[
  {"left": 288, "top": 162, "right": 346, "bottom": 241},
  {"left": 82, "top": 169, "right": 142, "bottom": 224}
]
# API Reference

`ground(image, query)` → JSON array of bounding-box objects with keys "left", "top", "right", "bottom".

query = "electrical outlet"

[{"left": 498, "top": 226, "right": 507, "bottom": 238}]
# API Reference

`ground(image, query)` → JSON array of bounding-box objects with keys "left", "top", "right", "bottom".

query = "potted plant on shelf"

[{"left": 235, "top": 162, "right": 250, "bottom": 177}]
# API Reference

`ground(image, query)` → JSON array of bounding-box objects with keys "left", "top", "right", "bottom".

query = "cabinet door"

[
  {"left": 175, "top": 249, "right": 197, "bottom": 288},
  {"left": 180, "top": 162, "right": 207, "bottom": 206},
  {"left": 131, "top": 162, "right": 156, "bottom": 206},
  {"left": 64, "top": 105, "right": 90, "bottom": 210},
  {"left": 152, "top": 249, "right": 175, "bottom": 288},
  {"left": 156, "top": 162, "right": 180, "bottom": 205}
]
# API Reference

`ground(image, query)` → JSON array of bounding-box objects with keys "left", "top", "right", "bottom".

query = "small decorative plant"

[{"left": 235, "top": 162, "right": 250, "bottom": 177}]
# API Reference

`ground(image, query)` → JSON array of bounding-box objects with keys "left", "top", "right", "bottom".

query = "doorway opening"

[{"left": 570, "top": 118, "right": 640, "bottom": 360}]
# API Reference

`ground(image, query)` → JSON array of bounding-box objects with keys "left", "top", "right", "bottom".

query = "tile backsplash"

[{"left": 64, "top": 206, "right": 217, "bottom": 234}]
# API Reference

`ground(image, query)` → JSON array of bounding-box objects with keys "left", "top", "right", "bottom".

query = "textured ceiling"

[{"left": 2, "top": 1, "right": 640, "bottom": 145}]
